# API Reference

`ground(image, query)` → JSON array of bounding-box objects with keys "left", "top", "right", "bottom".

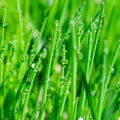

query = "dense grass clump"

[{"left": 0, "top": 0, "right": 120, "bottom": 120}]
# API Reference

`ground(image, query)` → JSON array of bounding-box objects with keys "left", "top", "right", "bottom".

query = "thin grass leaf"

[
  {"left": 39, "top": 20, "right": 58, "bottom": 120},
  {"left": 0, "top": 5, "right": 6, "bottom": 120},
  {"left": 44, "top": 0, "right": 59, "bottom": 36}
]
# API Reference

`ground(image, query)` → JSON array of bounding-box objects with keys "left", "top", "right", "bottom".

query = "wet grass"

[{"left": 0, "top": 0, "right": 120, "bottom": 120}]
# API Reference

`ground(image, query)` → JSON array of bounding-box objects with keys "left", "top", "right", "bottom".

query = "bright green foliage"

[{"left": 0, "top": 0, "right": 120, "bottom": 120}]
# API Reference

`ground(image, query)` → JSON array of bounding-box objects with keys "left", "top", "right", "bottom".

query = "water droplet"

[
  {"left": 31, "top": 63, "right": 35, "bottom": 68},
  {"left": 67, "top": 28, "right": 71, "bottom": 34},
  {"left": 79, "top": 22, "right": 84, "bottom": 28},
  {"left": 26, "top": 79, "right": 32, "bottom": 85},
  {"left": 27, "top": 22, "right": 33, "bottom": 31},
  {"left": 55, "top": 64, "right": 61, "bottom": 74},
  {"left": 2, "top": 22, "right": 7, "bottom": 27},
  {"left": 25, "top": 88, "right": 29, "bottom": 92},
  {"left": 111, "top": 67, "right": 114, "bottom": 73},
  {"left": 32, "top": 30, "right": 39, "bottom": 38},
  {"left": 78, "top": 117, "right": 84, "bottom": 120},
  {"left": 77, "top": 50, "right": 80, "bottom": 55},
  {"left": 63, "top": 112, "right": 68, "bottom": 120},
  {"left": 63, "top": 59, "right": 68, "bottom": 65},
  {"left": 40, "top": 48, "right": 47, "bottom": 59},
  {"left": 15, "top": 89, "right": 17, "bottom": 93},
  {"left": 78, "top": 52, "right": 83, "bottom": 60},
  {"left": 65, "top": 34, "right": 69, "bottom": 40},
  {"left": 14, "top": 108, "right": 18, "bottom": 114},
  {"left": 62, "top": 76, "right": 65, "bottom": 80},
  {"left": 78, "top": 30, "right": 83, "bottom": 35},
  {"left": 95, "top": 0, "right": 103, "bottom": 4},
  {"left": 60, "top": 81, "right": 64, "bottom": 85},
  {"left": 104, "top": 48, "right": 108, "bottom": 54},
  {"left": 65, "top": 89, "right": 69, "bottom": 95},
  {"left": 70, "top": 20, "right": 74, "bottom": 25},
  {"left": 9, "top": 78, "right": 14, "bottom": 82},
  {"left": 34, "top": 68, "right": 38, "bottom": 73},
  {"left": 7, "top": 62, "right": 10, "bottom": 66},
  {"left": 55, "top": 20, "right": 59, "bottom": 26},
  {"left": 91, "top": 23, "right": 97, "bottom": 32},
  {"left": 24, "top": 54, "right": 29, "bottom": 59}
]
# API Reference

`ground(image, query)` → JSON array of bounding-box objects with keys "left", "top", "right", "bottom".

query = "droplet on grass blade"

[
  {"left": 111, "top": 67, "right": 114, "bottom": 74},
  {"left": 55, "top": 64, "right": 61, "bottom": 74},
  {"left": 55, "top": 20, "right": 59, "bottom": 27},
  {"left": 15, "top": 89, "right": 17, "bottom": 93},
  {"left": 40, "top": 48, "right": 47, "bottom": 59},
  {"left": 78, "top": 30, "right": 83, "bottom": 35},
  {"left": 31, "top": 63, "right": 35, "bottom": 69},
  {"left": 78, "top": 117, "right": 84, "bottom": 120},
  {"left": 7, "top": 62, "right": 10, "bottom": 66},
  {"left": 2, "top": 22, "right": 7, "bottom": 27},
  {"left": 91, "top": 23, "right": 97, "bottom": 32},
  {"left": 63, "top": 112, "right": 68, "bottom": 120}
]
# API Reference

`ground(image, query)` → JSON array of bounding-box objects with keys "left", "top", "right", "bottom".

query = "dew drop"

[
  {"left": 78, "top": 30, "right": 83, "bottom": 35},
  {"left": 70, "top": 20, "right": 74, "bottom": 25},
  {"left": 14, "top": 108, "right": 18, "bottom": 114},
  {"left": 55, "top": 20, "right": 59, "bottom": 27},
  {"left": 62, "top": 76, "right": 65, "bottom": 80},
  {"left": 9, "top": 78, "right": 14, "bottom": 82},
  {"left": 31, "top": 63, "right": 35, "bottom": 69},
  {"left": 40, "top": 48, "right": 47, "bottom": 59},
  {"left": 55, "top": 64, "right": 61, "bottom": 74},
  {"left": 91, "top": 22, "right": 97, "bottom": 32},
  {"left": 7, "top": 62, "right": 10, "bottom": 66},
  {"left": 111, "top": 67, "right": 114, "bottom": 73},
  {"left": 65, "top": 34, "right": 69, "bottom": 40},
  {"left": 2, "top": 22, "right": 7, "bottom": 27},
  {"left": 65, "top": 89, "right": 69, "bottom": 95},
  {"left": 78, "top": 117, "right": 84, "bottom": 120},
  {"left": 26, "top": 79, "right": 32, "bottom": 85},
  {"left": 104, "top": 48, "right": 108, "bottom": 54},
  {"left": 27, "top": 22, "right": 33, "bottom": 31},
  {"left": 78, "top": 52, "right": 83, "bottom": 60},
  {"left": 63, "top": 112, "right": 68, "bottom": 120},
  {"left": 15, "top": 89, "right": 17, "bottom": 93},
  {"left": 79, "top": 22, "right": 84, "bottom": 28}
]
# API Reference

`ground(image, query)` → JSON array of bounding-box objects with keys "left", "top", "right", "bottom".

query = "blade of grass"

[
  {"left": 57, "top": 45, "right": 70, "bottom": 120},
  {"left": 16, "top": 0, "right": 24, "bottom": 51},
  {"left": 81, "top": 70, "right": 98, "bottom": 120},
  {"left": 97, "top": 40, "right": 108, "bottom": 120},
  {"left": 72, "top": 97, "right": 78, "bottom": 120},
  {"left": 21, "top": 55, "right": 42, "bottom": 120},
  {"left": 89, "top": 3, "right": 104, "bottom": 80},
  {"left": 70, "top": 20, "right": 77, "bottom": 120},
  {"left": 43, "top": 0, "right": 59, "bottom": 36},
  {"left": 39, "top": 21, "right": 58, "bottom": 120},
  {"left": 77, "top": 3, "right": 104, "bottom": 118},
  {"left": 0, "top": 5, "right": 6, "bottom": 120}
]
